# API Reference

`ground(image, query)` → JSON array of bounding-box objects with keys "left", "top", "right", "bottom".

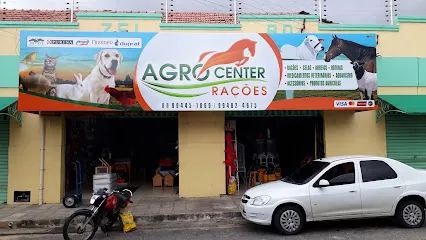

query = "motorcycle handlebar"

[{"left": 99, "top": 188, "right": 133, "bottom": 197}]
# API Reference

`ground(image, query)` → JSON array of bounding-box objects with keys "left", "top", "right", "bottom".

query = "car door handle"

[
  {"left": 393, "top": 186, "right": 402, "bottom": 188},
  {"left": 349, "top": 190, "right": 357, "bottom": 193}
]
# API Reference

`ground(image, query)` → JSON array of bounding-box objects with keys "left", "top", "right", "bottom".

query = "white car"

[{"left": 240, "top": 155, "right": 426, "bottom": 235}]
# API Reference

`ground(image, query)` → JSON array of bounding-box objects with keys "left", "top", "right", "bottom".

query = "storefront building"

[{"left": 0, "top": 10, "right": 421, "bottom": 205}]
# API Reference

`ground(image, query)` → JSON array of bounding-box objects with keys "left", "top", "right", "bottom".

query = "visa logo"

[
  {"left": 334, "top": 100, "right": 355, "bottom": 108},
  {"left": 335, "top": 101, "right": 348, "bottom": 107}
]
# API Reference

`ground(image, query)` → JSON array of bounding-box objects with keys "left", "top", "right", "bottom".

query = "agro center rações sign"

[
  {"left": 135, "top": 33, "right": 281, "bottom": 111},
  {"left": 18, "top": 31, "right": 377, "bottom": 111}
]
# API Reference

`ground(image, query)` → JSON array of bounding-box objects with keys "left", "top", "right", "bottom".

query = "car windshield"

[{"left": 282, "top": 161, "right": 330, "bottom": 185}]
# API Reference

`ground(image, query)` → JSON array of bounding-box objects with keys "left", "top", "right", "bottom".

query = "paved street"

[{"left": 2, "top": 218, "right": 426, "bottom": 240}]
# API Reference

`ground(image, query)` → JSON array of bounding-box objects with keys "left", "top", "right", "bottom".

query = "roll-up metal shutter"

[
  {"left": 386, "top": 115, "right": 426, "bottom": 169},
  {"left": 0, "top": 116, "right": 9, "bottom": 203}
]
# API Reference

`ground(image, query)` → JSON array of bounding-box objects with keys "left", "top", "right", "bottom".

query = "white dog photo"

[
  {"left": 82, "top": 49, "right": 123, "bottom": 104},
  {"left": 280, "top": 35, "right": 325, "bottom": 99}
]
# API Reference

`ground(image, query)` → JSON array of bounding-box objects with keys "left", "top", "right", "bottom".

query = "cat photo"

[{"left": 42, "top": 54, "right": 58, "bottom": 84}]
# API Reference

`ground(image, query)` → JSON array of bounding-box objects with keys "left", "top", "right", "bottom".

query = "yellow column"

[
  {"left": 178, "top": 112, "right": 225, "bottom": 197},
  {"left": 323, "top": 110, "right": 387, "bottom": 157},
  {"left": 43, "top": 116, "right": 66, "bottom": 204},
  {"left": 8, "top": 113, "right": 41, "bottom": 204}
]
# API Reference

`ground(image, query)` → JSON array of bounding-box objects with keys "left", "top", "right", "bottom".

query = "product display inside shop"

[
  {"left": 64, "top": 116, "right": 179, "bottom": 206},
  {"left": 225, "top": 116, "right": 324, "bottom": 194}
]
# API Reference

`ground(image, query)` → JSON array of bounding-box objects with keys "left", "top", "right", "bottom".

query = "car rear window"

[{"left": 360, "top": 160, "right": 398, "bottom": 183}]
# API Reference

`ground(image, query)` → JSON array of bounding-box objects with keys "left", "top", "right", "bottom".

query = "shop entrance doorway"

[
  {"left": 225, "top": 114, "right": 324, "bottom": 194},
  {"left": 64, "top": 115, "right": 179, "bottom": 203}
]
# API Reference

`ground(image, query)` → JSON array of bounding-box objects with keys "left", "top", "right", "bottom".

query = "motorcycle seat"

[{"left": 114, "top": 192, "right": 132, "bottom": 207}]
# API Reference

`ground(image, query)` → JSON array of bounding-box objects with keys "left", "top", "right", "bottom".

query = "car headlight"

[{"left": 251, "top": 196, "right": 271, "bottom": 206}]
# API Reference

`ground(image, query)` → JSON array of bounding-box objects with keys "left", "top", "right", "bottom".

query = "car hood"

[{"left": 244, "top": 180, "right": 301, "bottom": 198}]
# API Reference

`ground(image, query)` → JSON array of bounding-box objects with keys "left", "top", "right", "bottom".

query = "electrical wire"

[
  {"left": 247, "top": 0, "right": 316, "bottom": 13},
  {"left": 320, "top": 0, "right": 393, "bottom": 24},
  {"left": 192, "top": 0, "right": 231, "bottom": 12},
  {"left": 196, "top": 0, "right": 316, "bottom": 28},
  {"left": 238, "top": 0, "right": 318, "bottom": 29}
]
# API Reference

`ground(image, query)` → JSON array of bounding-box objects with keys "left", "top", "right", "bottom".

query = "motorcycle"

[{"left": 62, "top": 188, "right": 133, "bottom": 240}]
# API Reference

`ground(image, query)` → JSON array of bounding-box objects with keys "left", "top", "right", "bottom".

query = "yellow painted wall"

[
  {"left": 378, "top": 23, "right": 426, "bottom": 57},
  {"left": 178, "top": 112, "right": 225, "bottom": 197},
  {"left": 378, "top": 87, "right": 426, "bottom": 95},
  {"left": 323, "top": 111, "right": 387, "bottom": 157},
  {"left": 78, "top": 19, "right": 160, "bottom": 32},
  {"left": 0, "top": 88, "right": 18, "bottom": 98},
  {"left": 7, "top": 113, "right": 65, "bottom": 204},
  {"left": 8, "top": 113, "right": 41, "bottom": 204},
  {"left": 42, "top": 116, "right": 66, "bottom": 204},
  {"left": 241, "top": 21, "right": 318, "bottom": 33},
  {"left": 0, "top": 28, "right": 80, "bottom": 56}
]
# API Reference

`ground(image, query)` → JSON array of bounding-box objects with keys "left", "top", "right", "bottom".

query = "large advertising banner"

[{"left": 18, "top": 31, "right": 377, "bottom": 111}]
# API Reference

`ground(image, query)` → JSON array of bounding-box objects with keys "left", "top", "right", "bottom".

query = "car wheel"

[
  {"left": 396, "top": 200, "right": 425, "bottom": 228},
  {"left": 273, "top": 205, "right": 305, "bottom": 235}
]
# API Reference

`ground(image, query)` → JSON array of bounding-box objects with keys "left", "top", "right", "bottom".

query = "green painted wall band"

[
  {"left": 318, "top": 24, "right": 400, "bottom": 32},
  {"left": 0, "top": 21, "right": 79, "bottom": 29},
  {"left": 377, "top": 57, "right": 426, "bottom": 87},
  {"left": 0, "top": 56, "right": 19, "bottom": 88}
]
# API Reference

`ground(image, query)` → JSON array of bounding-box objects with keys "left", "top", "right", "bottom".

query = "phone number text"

[{"left": 160, "top": 102, "right": 258, "bottom": 110}]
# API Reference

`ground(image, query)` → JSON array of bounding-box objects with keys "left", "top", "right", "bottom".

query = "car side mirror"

[{"left": 318, "top": 179, "right": 330, "bottom": 187}]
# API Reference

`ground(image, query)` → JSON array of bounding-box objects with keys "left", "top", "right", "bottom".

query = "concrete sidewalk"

[{"left": 0, "top": 195, "right": 242, "bottom": 229}]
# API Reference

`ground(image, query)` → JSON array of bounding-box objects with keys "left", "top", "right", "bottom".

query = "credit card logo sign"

[
  {"left": 357, "top": 101, "right": 367, "bottom": 106},
  {"left": 334, "top": 100, "right": 375, "bottom": 108}
]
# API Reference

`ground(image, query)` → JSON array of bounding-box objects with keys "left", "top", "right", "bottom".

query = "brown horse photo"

[{"left": 324, "top": 35, "right": 377, "bottom": 73}]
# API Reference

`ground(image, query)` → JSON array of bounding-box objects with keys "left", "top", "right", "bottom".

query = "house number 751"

[{"left": 102, "top": 23, "right": 140, "bottom": 32}]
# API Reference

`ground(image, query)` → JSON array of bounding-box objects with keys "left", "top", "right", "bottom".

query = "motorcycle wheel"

[{"left": 63, "top": 212, "right": 98, "bottom": 240}]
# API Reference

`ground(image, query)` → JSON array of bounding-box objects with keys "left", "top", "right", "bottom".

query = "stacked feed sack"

[{"left": 93, "top": 173, "right": 118, "bottom": 193}]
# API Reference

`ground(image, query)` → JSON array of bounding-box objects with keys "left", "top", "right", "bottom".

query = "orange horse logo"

[{"left": 196, "top": 39, "right": 257, "bottom": 79}]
